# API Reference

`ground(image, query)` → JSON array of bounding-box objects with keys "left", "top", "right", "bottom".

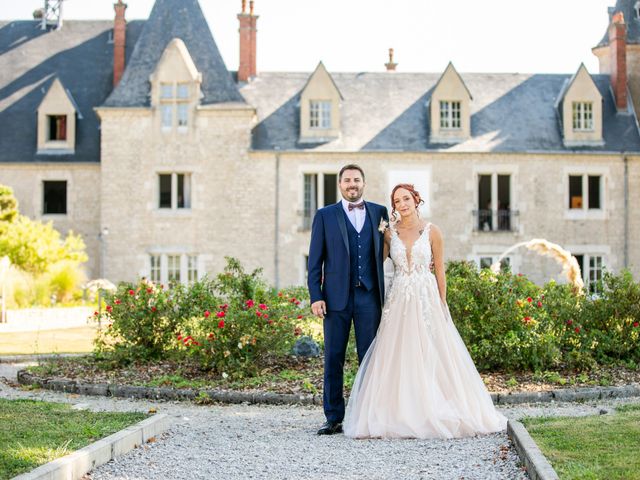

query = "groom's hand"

[{"left": 311, "top": 300, "right": 327, "bottom": 318}]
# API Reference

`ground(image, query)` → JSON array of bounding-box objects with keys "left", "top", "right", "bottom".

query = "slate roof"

[
  {"left": 241, "top": 71, "right": 640, "bottom": 153},
  {"left": 596, "top": 0, "right": 640, "bottom": 47},
  {"left": 0, "top": 20, "right": 144, "bottom": 163},
  {"left": 103, "top": 0, "right": 243, "bottom": 107}
]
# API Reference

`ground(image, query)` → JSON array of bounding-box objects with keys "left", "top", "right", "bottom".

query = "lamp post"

[{"left": 0, "top": 256, "right": 10, "bottom": 324}]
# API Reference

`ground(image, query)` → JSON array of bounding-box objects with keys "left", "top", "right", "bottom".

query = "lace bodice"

[{"left": 389, "top": 221, "right": 433, "bottom": 275}]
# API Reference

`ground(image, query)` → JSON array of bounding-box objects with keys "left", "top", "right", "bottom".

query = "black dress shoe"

[{"left": 317, "top": 421, "right": 343, "bottom": 435}]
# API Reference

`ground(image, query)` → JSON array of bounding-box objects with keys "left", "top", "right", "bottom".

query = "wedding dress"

[{"left": 343, "top": 222, "right": 508, "bottom": 438}]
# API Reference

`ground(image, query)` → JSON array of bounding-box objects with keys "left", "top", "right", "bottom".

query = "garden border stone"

[
  {"left": 10, "top": 413, "right": 171, "bottom": 480},
  {"left": 507, "top": 419, "right": 559, "bottom": 480},
  {"left": 16, "top": 370, "right": 640, "bottom": 406}
]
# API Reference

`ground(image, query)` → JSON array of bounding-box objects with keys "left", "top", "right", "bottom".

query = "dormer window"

[
  {"left": 47, "top": 115, "right": 68, "bottom": 141},
  {"left": 310, "top": 100, "right": 331, "bottom": 129},
  {"left": 159, "top": 82, "right": 190, "bottom": 131},
  {"left": 440, "top": 101, "right": 461, "bottom": 129},
  {"left": 572, "top": 102, "right": 593, "bottom": 131}
]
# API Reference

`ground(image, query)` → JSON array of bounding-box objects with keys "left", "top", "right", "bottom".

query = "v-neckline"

[{"left": 394, "top": 221, "right": 429, "bottom": 268}]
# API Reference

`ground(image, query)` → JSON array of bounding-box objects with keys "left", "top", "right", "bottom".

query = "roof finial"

[
  {"left": 241, "top": 0, "right": 246, "bottom": 14},
  {"left": 385, "top": 48, "right": 398, "bottom": 71},
  {"left": 250, "top": 1, "right": 254, "bottom": 15}
]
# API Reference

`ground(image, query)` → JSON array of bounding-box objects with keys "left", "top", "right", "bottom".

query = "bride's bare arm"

[
  {"left": 430, "top": 224, "right": 447, "bottom": 303},
  {"left": 383, "top": 228, "right": 391, "bottom": 259}
]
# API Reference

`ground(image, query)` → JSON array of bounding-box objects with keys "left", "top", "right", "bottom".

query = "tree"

[{"left": 0, "top": 185, "right": 18, "bottom": 223}]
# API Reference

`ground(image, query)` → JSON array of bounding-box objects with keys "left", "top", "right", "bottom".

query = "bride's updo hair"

[{"left": 391, "top": 183, "right": 424, "bottom": 217}]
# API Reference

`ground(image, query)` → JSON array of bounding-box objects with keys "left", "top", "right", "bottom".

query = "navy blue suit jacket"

[{"left": 307, "top": 201, "right": 389, "bottom": 311}]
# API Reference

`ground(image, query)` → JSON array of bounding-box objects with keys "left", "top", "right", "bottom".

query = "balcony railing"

[{"left": 473, "top": 209, "right": 519, "bottom": 232}]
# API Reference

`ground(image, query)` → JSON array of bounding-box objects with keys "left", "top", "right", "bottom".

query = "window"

[
  {"left": 187, "top": 255, "right": 198, "bottom": 282},
  {"left": 568, "top": 174, "right": 601, "bottom": 210},
  {"left": 303, "top": 173, "right": 338, "bottom": 229},
  {"left": 635, "top": 1, "right": 640, "bottom": 18},
  {"left": 150, "top": 255, "right": 161, "bottom": 283},
  {"left": 167, "top": 255, "right": 181, "bottom": 284},
  {"left": 159, "top": 82, "right": 190, "bottom": 130},
  {"left": 158, "top": 173, "right": 191, "bottom": 210},
  {"left": 572, "top": 102, "right": 593, "bottom": 131},
  {"left": 43, "top": 180, "right": 67, "bottom": 214},
  {"left": 148, "top": 254, "right": 199, "bottom": 285},
  {"left": 440, "top": 101, "right": 461, "bottom": 129},
  {"left": 47, "top": 115, "right": 67, "bottom": 141},
  {"left": 573, "top": 254, "right": 604, "bottom": 294},
  {"left": 309, "top": 100, "right": 331, "bottom": 129},
  {"left": 476, "top": 173, "right": 513, "bottom": 232},
  {"left": 478, "top": 256, "right": 511, "bottom": 272}
]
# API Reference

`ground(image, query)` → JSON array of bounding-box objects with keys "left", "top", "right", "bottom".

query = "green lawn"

[
  {"left": 0, "top": 326, "right": 97, "bottom": 355},
  {"left": 0, "top": 398, "right": 147, "bottom": 479},
  {"left": 522, "top": 404, "right": 640, "bottom": 480}
]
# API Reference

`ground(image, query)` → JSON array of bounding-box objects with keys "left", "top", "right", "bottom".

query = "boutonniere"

[{"left": 378, "top": 218, "right": 389, "bottom": 234}]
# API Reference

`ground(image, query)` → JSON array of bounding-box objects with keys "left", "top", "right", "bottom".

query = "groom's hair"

[{"left": 339, "top": 164, "right": 365, "bottom": 181}]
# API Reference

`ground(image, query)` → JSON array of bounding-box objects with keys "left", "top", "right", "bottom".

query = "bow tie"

[{"left": 348, "top": 201, "right": 365, "bottom": 211}]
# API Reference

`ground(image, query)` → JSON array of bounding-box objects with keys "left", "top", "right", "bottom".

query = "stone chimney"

[
  {"left": 113, "top": 0, "right": 127, "bottom": 87},
  {"left": 238, "top": 0, "right": 258, "bottom": 82},
  {"left": 385, "top": 48, "right": 398, "bottom": 71},
  {"left": 608, "top": 11, "right": 627, "bottom": 111}
]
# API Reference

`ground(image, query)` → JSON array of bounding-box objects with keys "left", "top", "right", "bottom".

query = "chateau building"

[{"left": 1, "top": 0, "right": 639, "bottom": 290}]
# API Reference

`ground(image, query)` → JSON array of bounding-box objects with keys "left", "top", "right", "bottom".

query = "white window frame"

[
  {"left": 309, "top": 100, "right": 332, "bottom": 129},
  {"left": 159, "top": 82, "right": 190, "bottom": 132},
  {"left": 300, "top": 169, "right": 339, "bottom": 230},
  {"left": 572, "top": 101, "right": 594, "bottom": 131},
  {"left": 469, "top": 246, "right": 521, "bottom": 274},
  {"left": 564, "top": 167, "right": 607, "bottom": 220},
  {"left": 473, "top": 166, "right": 518, "bottom": 234},
  {"left": 157, "top": 172, "right": 192, "bottom": 211},
  {"left": 148, "top": 253, "right": 201, "bottom": 285},
  {"left": 566, "top": 248, "right": 608, "bottom": 294},
  {"left": 440, "top": 100, "right": 461, "bottom": 129},
  {"left": 635, "top": 1, "right": 640, "bottom": 18}
]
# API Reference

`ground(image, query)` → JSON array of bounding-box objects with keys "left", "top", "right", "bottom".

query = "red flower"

[
  {"left": 294, "top": 327, "right": 302, "bottom": 336},
  {"left": 290, "top": 297, "right": 297, "bottom": 303},
  {"left": 246, "top": 299, "right": 255, "bottom": 308},
  {"left": 256, "top": 311, "right": 262, "bottom": 317},
  {"left": 527, "top": 297, "right": 533, "bottom": 303},
  {"left": 204, "top": 310, "right": 211, "bottom": 318},
  {"left": 567, "top": 319, "right": 573, "bottom": 325},
  {"left": 218, "top": 320, "right": 225, "bottom": 329},
  {"left": 106, "top": 305, "right": 113, "bottom": 313},
  {"left": 295, "top": 300, "right": 301, "bottom": 306},
  {"left": 297, "top": 315, "right": 303, "bottom": 319},
  {"left": 574, "top": 327, "right": 581, "bottom": 333},
  {"left": 258, "top": 303, "right": 268, "bottom": 310},
  {"left": 263, "top": 314, "right": 269, "bottom": 319},
  {"left": 523, "top": 316, "right": 531, "bottom": 323},
  {"left": 208, "top": 333, "right": 215, "bottom": 340},
  {"left": 268, "top": 320, "right": 274, "bottom": 325},
  {"left": 517, "top": 273, "right": 523, "bottom": 277},
  {"left": 541, "top": 294, "right": 545, "bottom": 299},
  {"left": 114, "top": 299, "right": 122, "bottom": 305},
  {"left": 216, "top": 311, "right": 225, "bottom": 318},
  {"left": 192, "top": 341, "right": 201, "bottom": 347},
  {"left": 94, "top": 311, "right": 99, "bottom": 316},
  {"left": 219, "top": 304, "right": 228, "bottom": 311},
  {"left": 128, "top": 289, "right": 135, "bottom": 296},
  {"left": 151, "top": 306, "right": 157, "bottom": 312},
  {"left": 147, "top": 288, "right": 153, "bottom": 294},
  {"left": 633, "top": 322, "right": 639, "bottom": 328},
  {"left": 278, "top": 292, "right": 283, "bottom": 297},
  {"left": 537, "top": 301, "right": 543, "bottom": 308}
]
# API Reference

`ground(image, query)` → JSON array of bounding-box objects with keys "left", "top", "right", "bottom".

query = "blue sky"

[{"left": 1, "top": 0, "right": 616, "bottom": 74}]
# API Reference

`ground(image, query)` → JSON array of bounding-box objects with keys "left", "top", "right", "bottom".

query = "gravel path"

[{"left": 2, "top": 362, "right": 638, "bottom": 480}]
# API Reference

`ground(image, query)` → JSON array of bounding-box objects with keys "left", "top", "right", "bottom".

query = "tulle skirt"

[{"left": 343, "top": 272, "right": 507, "bottom": 439}]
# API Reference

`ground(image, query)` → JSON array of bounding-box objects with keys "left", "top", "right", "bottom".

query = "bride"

[{"left": 343, "top": 184, "right": 507, "bottom": 439}]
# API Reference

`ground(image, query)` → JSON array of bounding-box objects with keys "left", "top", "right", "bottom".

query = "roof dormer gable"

[
  {"left": 556, "top": 64, "right": 604, "bottom": 147},
  {"left": 429, "top": 62, "right": 472, "bottom": 144},
  {"left": 299, "top": 61, "right": 343, "bottom": 143},
  {"left": 37, "top": 77, "right": 79, "bottom": 155},
  {"left": 149, "top": 38, "right": 203, "bottom": 107}
]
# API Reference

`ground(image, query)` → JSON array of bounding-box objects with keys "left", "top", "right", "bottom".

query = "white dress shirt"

[{"left": 341, "top": 198, "right": 366, "bottom": 233}]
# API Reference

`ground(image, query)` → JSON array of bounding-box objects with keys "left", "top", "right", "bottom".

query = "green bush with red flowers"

[
  {"left": 446, "top": 261, "right": 640, "bottom": 372},
  {"left": 95, "top": 257, "right": 310, "bottom": 376}
]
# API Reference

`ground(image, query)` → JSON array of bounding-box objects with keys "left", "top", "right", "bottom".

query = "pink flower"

[
  {"left": 246, "top": 299, "right": 255, "bottom": 308},
  {"left": 114, "top": 299, "right": 122, "bottom": 305},
  {"left": 216, "top": 311, "right": 225, "bottom": 318},
  {"left": 537, "top": 301, "right": 543, "bottom": 308},
  {"left": 258, "top": 303, "right": 268, "bottom": 310},
  {"left": 218, "top": 320, "right": 225, "bottom": 329},
  {"left": 256, "top": 311, "right": 262, "bottom": 317},
  {"left": 128, "top": 289, "right": 135, "bottom": 296},
  {"left": 204, "top": 310, "right": 211, "bottom": 318}
]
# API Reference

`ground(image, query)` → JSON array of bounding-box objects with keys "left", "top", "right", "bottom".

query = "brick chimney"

[
  {"left": 385, "top": 48, "right": 398, "bottom": 71},
  {"left": 608, "top": 11, "right": 627, "bottom": 111},
  {"left": 238, "top": 0, "right": 258, "bottom": 82},
  {"left": 113, "top": 0, "right": 127, "bottom": 87}
]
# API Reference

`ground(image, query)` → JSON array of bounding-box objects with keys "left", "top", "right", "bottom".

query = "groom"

[{"left": 308, "top": 164, "right": 389, "bottom": 435}]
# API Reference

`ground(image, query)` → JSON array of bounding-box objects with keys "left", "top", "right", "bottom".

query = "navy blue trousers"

[{"left": 323, "top": 286, "right": 381, "bottom": 423}]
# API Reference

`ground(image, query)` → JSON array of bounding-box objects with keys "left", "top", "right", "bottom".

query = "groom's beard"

[{"left": 343, "top": 188, "right": 363, "bottom": 202}]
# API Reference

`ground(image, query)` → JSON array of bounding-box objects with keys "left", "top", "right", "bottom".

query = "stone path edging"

[
  {"left": 0, "top": 354, "right": 86, "bottom": 363},
  {"left": 11, "top": 413, "right": 171, "bottom": 480},
  {"left": 16, "top": 370, "right": 640, "bottom": 406},
  {"left": 507, "top": 420, "right": 560, "bottom": 480}
]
